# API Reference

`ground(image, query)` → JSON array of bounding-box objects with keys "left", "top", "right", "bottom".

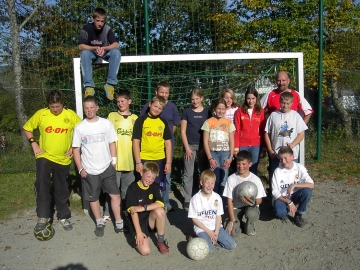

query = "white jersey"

[
  {"left": 188, "top": 190, "right": 223, "bottom": 235},
  {"left": 223, "top": 172, "right": 266, "bottom": 209},
  {"left": 272, "top": 162, "right": 314, "bottom": 199},
  {"left": 264, "top": 110, "right": 308, "bottom": 159},
  {"left": 72, "top": 117, "right": 118, "bottom": 175}
]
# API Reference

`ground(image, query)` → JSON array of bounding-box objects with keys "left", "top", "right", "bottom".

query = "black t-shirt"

[
  {"left": 181, "top": 107, "right": 212, "bottom": 145},
  {"left": 78, "top": 23, "right": 117, "bottom": 46}
]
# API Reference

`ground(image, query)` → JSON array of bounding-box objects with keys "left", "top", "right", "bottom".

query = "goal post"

[{"left": 73, "top": 52, "right": 305, "bottom": 164}]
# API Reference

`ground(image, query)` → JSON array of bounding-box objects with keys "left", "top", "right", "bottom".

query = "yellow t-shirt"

[
  {"left": 108, "top": 112, "right": 138, "bottom": 171},
  {"left": 23, "top": 108, "right": 82, "bottom": 165}
]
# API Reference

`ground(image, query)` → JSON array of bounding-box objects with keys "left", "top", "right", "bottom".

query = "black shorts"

[
  {"left": 82, "top": 164, "right": 120, "bottom": 201},
  {"left": 129, "top": 215, "right": 154, "bottom": 246}
]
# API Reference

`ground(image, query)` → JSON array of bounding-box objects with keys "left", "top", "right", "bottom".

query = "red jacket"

[{"left": 234, "top": 107, "right": 266, "bottom": 148}]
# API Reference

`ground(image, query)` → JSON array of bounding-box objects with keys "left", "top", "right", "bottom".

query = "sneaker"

[
  {"left": 84, "top": 87, "right": 95, "bottom": 97},
  {"left": 294, "top": 214, "right": 308, "bottom": 228},
  {"left": 165, "top": 205, "right": 174, "bottom": 212},
  {"left": 114, "top": 221, "right": 124, "bottom": 233},
  {"left": 35, "top": 218, "right": 50, "bottom": 231},
  {"left": 59, "top": 219, "right": 73, "bottom": 231},
  {"left": 183, "top": 202, "right": 190, "bottom": 211},
  {"left": 157, "top": 240, "right": 169, "bottom": 254},
  {"left": 280, "top": 216, "right": 289, "bottom": 223},
  {"left": 245, "top": 220, "right": 256, "bottom": 236},
  {"left": 95, "top": 224, "right": 105, "bottom": 237},
  {"left": 104, "top": 83, "right": 115, "bottom": 100}
]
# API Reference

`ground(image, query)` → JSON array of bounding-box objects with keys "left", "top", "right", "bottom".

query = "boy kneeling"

[
  {"left": 125, "top": 162, "right": 169, "bottom": 255},
  {"left": 223, "top": 150, "right": 266, "bottom": 236},
  {"left": 188, "top": 170, "right": 237, "bottom": 253},
  {"left": 272, "top": 146, "right": 314, "bottom": 227}
]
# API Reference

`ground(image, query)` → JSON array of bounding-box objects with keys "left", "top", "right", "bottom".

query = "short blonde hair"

[
  {"left": 200, "top": 170, "right": 216, "bottom": 184},
  {"left": 142, "top": 161, "right": 159, "bottom": 176},
  {"left": 150, "top": 95, "right": 166, "bottom": 107},
  {"left": 280, "top": 91, "right": 294, "bottom": 102}
]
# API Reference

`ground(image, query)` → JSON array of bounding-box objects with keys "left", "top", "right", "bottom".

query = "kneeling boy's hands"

[{"left": 136, "top": 232, "right": 147, "bottom": 247}]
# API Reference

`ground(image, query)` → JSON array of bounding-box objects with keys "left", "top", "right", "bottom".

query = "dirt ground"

[{"left": 0, "top": 179, "right": 359, "bottom": 270}]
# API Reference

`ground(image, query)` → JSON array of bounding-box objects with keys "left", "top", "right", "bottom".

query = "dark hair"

[
  {"left": 93, "top": 7, "right": 106, "bottom": 19},
  {"left": 212, "top": 98, "right": 226, "bottom": 110},
  {"left": 236, "top": 150, "right": 252, "bottom": 163},
  {"left": 47, "top": 89, "right": 64, "bottom": 105},
  {"left": 278, "top": 146, "right": 293, "bottom": 156},
  {"left": 156, "top": 81, "right": 170, "bottom": 91},
  {"left": 189, "top": 88, "right": 204, "bottom": 99},
  {"left": 116, "top": 90, "right": 132, "bottom": 100},
  {"left": 241, "top": 86, "right": 262, "bottom": 114},
  {"left": 83, "top": 96, "right": 98, "bottom": 106},
  {"left": 280, "top": 91, "right": 294, "bottom": 101}
]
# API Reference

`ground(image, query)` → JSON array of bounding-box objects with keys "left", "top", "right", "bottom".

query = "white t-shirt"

[
  {"left": 72, "top": 117, "right": 118, "bottom": 175},
  {"left": 272, "top": 162, "right": 314, "bottom": 199},
  {"left": 188, "top": 190, "right": 223, "bottom": 235},
  {"left": 224, "top": 107, "right": 238, "bottom": 122},
  {"left": 264, "top": 110, "right": 308, "bottom": 159},
  {"left": 223, "top": 172, "right": 266, "bottom": 209}
]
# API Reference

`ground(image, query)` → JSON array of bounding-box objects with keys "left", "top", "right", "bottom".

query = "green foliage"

[{"left": 0, "top": 88, "right": 18, "bottom": 132}]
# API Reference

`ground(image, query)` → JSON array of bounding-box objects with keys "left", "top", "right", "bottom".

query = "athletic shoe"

[
  {"left": 35, "top": 218, "right": 50, "bottom": 231},
  {"left": 165, "top": 205, "right": 174, "bottom": 212},
  {"left": 104, "top": 83, "right": 115, "bottom": 100},
  {"left": 95, "top": 224, "right": 105, "bottom": 237},
  {"left": 84, "top": 87, "right": 95, "bottom": 97},
  {"left": 157, "top": 240, "right": 169, "bottom": 254},
  {"left": 294, "top": 214, "right": 308, "bottom": 228},
  {"left": 183, "top": 202, "right": 190, "bottom": 211},
  {"left": 245, "top": 220, "right": 256, "bottom": 236},
  {"left": 59, "top": 219, "right": 73, "bottom": 231},
  {"left": 114, "top": 221, "right": 124, "bottom": 233}
]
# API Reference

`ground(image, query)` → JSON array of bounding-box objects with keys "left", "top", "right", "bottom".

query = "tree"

[{"left": 5, "top": 0, "right": 44, "bottom": 148}]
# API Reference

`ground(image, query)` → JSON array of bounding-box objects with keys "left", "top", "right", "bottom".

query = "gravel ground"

[{"left": 1, "top": 179, "right": 359, "bottom": 270}]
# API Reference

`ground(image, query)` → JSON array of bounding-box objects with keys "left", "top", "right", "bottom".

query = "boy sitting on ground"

[
  {"left": 188, "top": 170, "right": 237, "bottom": 254},
  {"left": 223, "top": 150, "right": 266, "bottom": 236},
  {"left": 272, "top": 146, "right": 314, "bottom": 227},
  {"left": 125, "top": 162, "right": 169, "bottom": 255}
]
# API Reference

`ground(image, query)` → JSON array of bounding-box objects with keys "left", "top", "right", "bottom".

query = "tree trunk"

[
  {"left": 7, "top": 0, "right": 28, "bottom": 149},
  {"left": 330, "top": 79, "right": 352, "bottom": 137}
]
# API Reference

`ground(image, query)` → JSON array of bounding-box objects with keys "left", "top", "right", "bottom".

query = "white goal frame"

[{"left": 73, "top": 52, "right": 305, "bottom": 164}]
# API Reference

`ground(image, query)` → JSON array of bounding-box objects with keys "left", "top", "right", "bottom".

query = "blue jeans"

[
  {"left": 210, "top": 150, "right": 230, "bottom": 193},
  {"left": 239, "top": 146, "right": 261, "bottom": 175},
  {"left": 273, "top": 188, "right": 313, "bottom": 218},
  {"left": 80, "top": 48, "right": 121, "bottom": 88},
  {"left": 197, "top": 227, "right": 237, "bottom": 253}
]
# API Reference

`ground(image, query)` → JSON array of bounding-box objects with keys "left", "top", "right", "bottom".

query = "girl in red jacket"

[{"left": 233, "top": 87, "right": 266, "bottom": 175}]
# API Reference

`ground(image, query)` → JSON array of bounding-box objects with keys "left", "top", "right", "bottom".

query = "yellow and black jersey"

[{"left": 132, "top": 114, "right": 172, "bottom": 160}]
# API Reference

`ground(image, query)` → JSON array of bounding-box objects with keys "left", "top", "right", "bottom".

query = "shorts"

[
  {"left": 82, "top": 164, "right": 120, "bottom": 202},
  {"left": 129, "top": 214, "right": 153, "bottom": 246}
]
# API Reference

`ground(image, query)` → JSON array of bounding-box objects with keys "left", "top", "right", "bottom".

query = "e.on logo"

[
  {"left": 145, "top": 131, "right": 163, "bottom": 137},
  {"left": 45, "top": 126, "right": 69, "bottom": 134}
]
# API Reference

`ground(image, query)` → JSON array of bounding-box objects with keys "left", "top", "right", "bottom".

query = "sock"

[
  {"left": 157, "top": 234, "right": 165, "bottom": 243},
  {"left": 116, "top": 220, "right": 124, "bottom": 230},
  {"left": 96, "top": 218, "right": 104, "bottom": 226}
]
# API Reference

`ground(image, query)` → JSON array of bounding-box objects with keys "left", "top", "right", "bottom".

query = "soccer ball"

[
  {"left": 236, "top": 181, "right": 258, "bottom": 206},
  {"left": 186, "top": 237, "right": 209, "bottom": 260},
  {"left": 34, "top": 222, "right": 55, "bottom": 241}
]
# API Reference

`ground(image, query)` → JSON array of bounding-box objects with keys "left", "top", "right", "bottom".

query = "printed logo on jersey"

[
  {"left": 91, "top": 40, "right": 102, "bottom": 46},
  {"left": 145, "top": 131, "right": 163, "bottom": 137},
  {"left": 197, "top": 209, "right": 217, "bottom": 219},
  {"left": 214, "top": 199, "right": 218, "bottom": 207},
  {"left": 63, "top": 118, "right": 70, "bottom": 124},
  {"left": 295, "top": 174, "right": 299, "bottom": 179},
  {"left": 149, "top": 194, "right": 153, "bottom": 200},
  {"left": 45, "top": 126, "right": 69, "bottom": 134},
  {"left": 277, "top": 121, "right": 293, "bottom": 138},
  {"left": 117, "top": 127, "right": 133, "bottom": 136},
  {"left": 132, "top": 119, "right": 136, "bottom": 125},
  {"left": 81, "top": 133, "right": 105, "bottom": 144},
  {"left": 158, "top": 125, "right": 163, "bottom": 131}
]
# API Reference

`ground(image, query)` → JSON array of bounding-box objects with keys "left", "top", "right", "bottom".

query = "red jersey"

[{"left": 234, "top": 108, "right": 266, "bottom": 148}]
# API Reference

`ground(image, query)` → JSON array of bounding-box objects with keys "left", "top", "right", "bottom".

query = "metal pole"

[
  {"left": 316, "top": 0, "right": 324, "bottom": 160},
  {"left": 144, "top": 0, "right": 152, "bottom": 100}
]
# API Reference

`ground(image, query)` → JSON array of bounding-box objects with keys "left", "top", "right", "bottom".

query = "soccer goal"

[{"left": 73, "top": 52, "right": 305, "bottom": 164}]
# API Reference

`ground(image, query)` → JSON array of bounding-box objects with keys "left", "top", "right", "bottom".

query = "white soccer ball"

[{"left": 186, "top": 237, "right": 209, "bottom": 260}]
